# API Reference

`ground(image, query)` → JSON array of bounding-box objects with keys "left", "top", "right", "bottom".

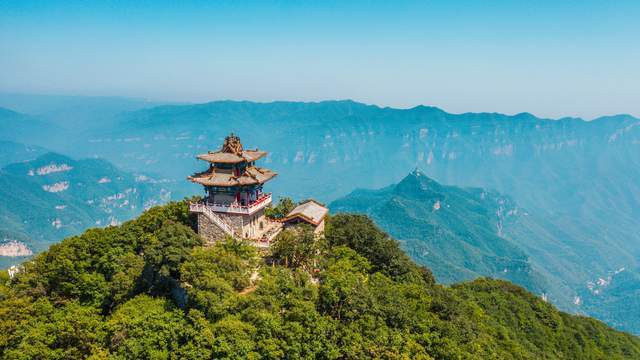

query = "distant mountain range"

[
  {"left": 0, "top": 141, "right": 46, "bottom": 167},
  {"left": 0, "top": 96, "right": 638, "bottom": 333},
  {"left": 0, "top": 93, "right": 165, "bottom": 130},
  {"left": 0, "top": 107, "right": 61, "bottom": 146}
]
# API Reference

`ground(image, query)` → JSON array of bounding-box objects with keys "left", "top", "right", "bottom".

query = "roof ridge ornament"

[{"left": 222, "top": 133, "right": 243, "bottom": 155}]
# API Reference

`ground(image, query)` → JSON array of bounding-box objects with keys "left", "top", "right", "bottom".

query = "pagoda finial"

[{"left": 222, "top": 133, "right": 243, "bottom": 155}]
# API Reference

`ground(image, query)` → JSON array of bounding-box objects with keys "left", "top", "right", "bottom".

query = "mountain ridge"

[
  {"left": 330, "top": 170, "right": 554, "bottom": 295},
  {"left": 117, "top": 98, "right": 640, "bottom": 123}
]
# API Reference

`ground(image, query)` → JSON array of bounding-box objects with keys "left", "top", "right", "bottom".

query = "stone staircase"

[
  {"left": 261, "top": 222, "right": 283, "bottom": 242},
  {"left": 190, "top": 202, "right": 235, "bottom": 237}
]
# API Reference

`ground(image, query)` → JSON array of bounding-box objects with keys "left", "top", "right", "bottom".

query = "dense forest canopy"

[{"left": 1, "top": 200, "right": 638, "bottom": 359}]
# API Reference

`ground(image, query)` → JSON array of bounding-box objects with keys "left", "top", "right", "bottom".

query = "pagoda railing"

[
  {"left": 204, "top": 193, "right": 272, "bottom": 215},
  {"left": 190, "top": 202, "right": 235, "bottom": 237}
]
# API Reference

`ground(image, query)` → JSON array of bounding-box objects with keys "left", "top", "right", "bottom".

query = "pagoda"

[{"left": 188, "top": 134, "right": 280, "bottom": 245}]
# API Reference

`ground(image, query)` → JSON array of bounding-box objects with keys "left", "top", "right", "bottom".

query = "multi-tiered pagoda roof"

[{"left": 188, "top": 134, "right": 277, "bottom": 187}]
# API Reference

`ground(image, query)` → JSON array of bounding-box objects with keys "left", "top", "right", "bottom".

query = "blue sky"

[{"left": 1, "top": 0, "right": 639, "bottom": 119}]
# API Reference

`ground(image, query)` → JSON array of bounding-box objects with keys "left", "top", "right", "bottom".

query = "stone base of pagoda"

[{"left": 191, "top": 202, "right": 278, "bottom": 245}]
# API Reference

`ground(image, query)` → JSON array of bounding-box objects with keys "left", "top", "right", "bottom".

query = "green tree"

[
  {"left": 181, "top": 244, "right": 255, "bottom": 292},
  {"left": 109, "top": 253, "right": 145, "bottom": 306},
  {"left": 318, "top": 246, "right": 372, "bottom": 321},
  {"left": 3, "top": 300, "right": 108, "bottom": 360},
  {"left": 326, "top": 214, "right": 434, "bottom": 285},
  {"left": 106, "top": 295, "right": 186, "bottom": 359},
  {"left": 209, "top": 317, "right": 259, "bottom": 359},
  {"left": 265, "top": 197, "right": 296, "bottom": 219},
  {"left": 143, "top": 221, "right": 203, "bottom": 293},
  {"left": 271, "top": 225, "right": 323, "bottom": 271}
]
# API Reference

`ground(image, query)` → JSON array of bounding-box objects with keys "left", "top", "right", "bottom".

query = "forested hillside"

[
  {"left": 330, "top": 169, "right": 561, "bottom": 302},
  {"left": 0, "top": 153, "right": 169, "bottom": 269},
  {"left": 1, "top": 200, "right": 638, "bottom": 359},
  {"left": 330, "top": 169, "right": 640, "bottom": 332}
]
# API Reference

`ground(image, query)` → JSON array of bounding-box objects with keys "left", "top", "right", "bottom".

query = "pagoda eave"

[
  {"left": 188, "top": 172, "right": 277, "bottom": 187},
  {"left": 196, "top": 150, "right": 267, "bottom": 164}
]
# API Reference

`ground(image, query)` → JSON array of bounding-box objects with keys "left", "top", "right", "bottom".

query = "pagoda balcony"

[{"left": 201, "top": 192, "right": 273, "bottom": 215}]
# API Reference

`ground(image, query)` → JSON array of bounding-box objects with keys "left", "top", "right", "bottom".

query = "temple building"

[
  {"left": 281, "top": 200, "right": 328, "bottom": 235},
  {"left": 188, "top": 134, "right": 282, "bottom": 246},
  {"left": 189, "top": 134, "right": 328, "bottom": 246}
]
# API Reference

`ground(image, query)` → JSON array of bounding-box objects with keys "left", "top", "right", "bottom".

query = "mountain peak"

[
  {"left": 402, "top": 168, "right": 441, "bottom": 187},
  {"left": 410, "top": 167, "right": 424, "bottom": 176},
  {"left": 394, "top": 169, "right": 444, "bottom": 200}
]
